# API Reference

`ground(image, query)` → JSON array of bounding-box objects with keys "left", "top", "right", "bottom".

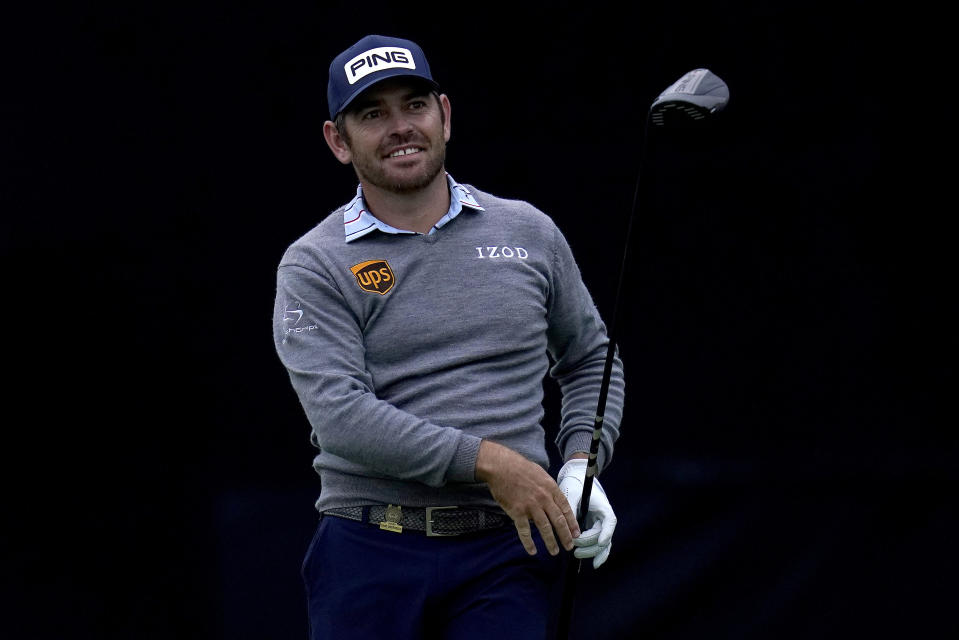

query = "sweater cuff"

[
  {"left": 562, "top": 430, "right": 606, "bottom": 472},
  {"left": 447, "top": 433, "right": 483, "bottom": 483}
]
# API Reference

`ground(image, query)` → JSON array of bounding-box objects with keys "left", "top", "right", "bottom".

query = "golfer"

[{"left": 272, "top": 34, "right": 625, "bottom": 639}]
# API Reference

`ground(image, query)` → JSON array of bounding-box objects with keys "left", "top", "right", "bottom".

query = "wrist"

[{"left": 475, "top": 440, "right": 506, "bottom": 482}]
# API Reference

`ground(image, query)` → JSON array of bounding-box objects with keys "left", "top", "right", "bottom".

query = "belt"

[{"left": 323, "top": 504, "right": 510, "bottom": 537}]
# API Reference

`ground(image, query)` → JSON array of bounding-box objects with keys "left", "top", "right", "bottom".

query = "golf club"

[{"left": 554, "top": 68, "right": 729, "bottom": 640}]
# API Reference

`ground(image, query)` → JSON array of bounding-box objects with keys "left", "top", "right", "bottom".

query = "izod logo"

[{"left": 350, "top": 260, "right": 395, "bottom": 295}]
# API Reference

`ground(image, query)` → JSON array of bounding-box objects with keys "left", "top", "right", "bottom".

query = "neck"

[{"left": 361, "top": 172, "right": 451, "bottom": 235}]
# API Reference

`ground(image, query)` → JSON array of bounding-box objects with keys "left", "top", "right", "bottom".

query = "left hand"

[{"left": 557, "top": 458, "right": 616, "bottom": 568}]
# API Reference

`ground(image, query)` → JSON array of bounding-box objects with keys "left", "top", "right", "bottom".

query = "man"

[{"left": 272, "top": 34, "right": 625, "bottom": 639}]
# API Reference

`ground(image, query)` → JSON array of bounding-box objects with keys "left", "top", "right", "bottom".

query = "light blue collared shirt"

[{"left": 343, "top": 173, "right": 485, "bottom": 243}]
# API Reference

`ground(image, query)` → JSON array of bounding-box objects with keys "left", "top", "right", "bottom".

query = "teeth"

[{"left": 389, "top": 147, "right": 420, "bottom": 158}]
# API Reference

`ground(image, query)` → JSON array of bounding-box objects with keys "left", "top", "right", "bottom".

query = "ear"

[
  {"left": 323, "top": 120, "right": 353, "bottom": 164},
  {"left": 440, "top": 94, "right": 451, "bottom": 143}
]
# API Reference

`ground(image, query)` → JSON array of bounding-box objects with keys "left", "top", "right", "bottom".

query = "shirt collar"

[{"left": 343, "top": 173, "right": 484, "bottom": 243}]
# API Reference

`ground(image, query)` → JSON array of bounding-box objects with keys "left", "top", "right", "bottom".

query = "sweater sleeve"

[
  {"left": 545, "top": 224, "right": 625, "bottom": 472},
  {"left": 273, "top": 262, "right": 481, "bottom": 487}
]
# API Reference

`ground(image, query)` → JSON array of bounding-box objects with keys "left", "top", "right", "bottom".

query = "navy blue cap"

[{"left": 327, "top": 35, "right": 439, "bottom": 120}]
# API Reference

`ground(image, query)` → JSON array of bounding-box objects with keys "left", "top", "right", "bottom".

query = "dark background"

[{"left": 4, "top": 1, "right": 955, "bottom": 638}]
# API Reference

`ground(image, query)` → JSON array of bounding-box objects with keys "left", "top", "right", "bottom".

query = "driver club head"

[{"left": 649, "top": 68, "right": 729, "bottom": 126}]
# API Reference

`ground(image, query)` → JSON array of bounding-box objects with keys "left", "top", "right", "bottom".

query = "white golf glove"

[{"left": 557, "top": 458, "right": 616, "bottom": 568}]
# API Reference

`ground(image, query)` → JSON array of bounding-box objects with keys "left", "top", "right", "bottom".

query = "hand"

[
  {"left": 557, "top": 458, "right": 616, "bottom": 568},
  {"left": 475, "top": 440, "right": 581, "bottom": 556}
]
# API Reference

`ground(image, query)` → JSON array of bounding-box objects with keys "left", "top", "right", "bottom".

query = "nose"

[{"left": 385, "top": 110, "right": 415, "bottom": 137}]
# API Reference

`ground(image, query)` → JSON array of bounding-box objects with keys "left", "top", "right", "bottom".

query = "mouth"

[{"left": 386, "top": 146, "right": 424, "bottom": 159}]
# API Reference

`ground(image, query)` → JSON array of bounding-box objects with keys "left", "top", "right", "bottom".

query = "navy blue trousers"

[{"left": 302, "top": 514, "right": 564, "bottom": 639}]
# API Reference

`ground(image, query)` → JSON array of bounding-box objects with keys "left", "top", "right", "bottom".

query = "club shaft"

[{"left": 554, "top": 115, "right": 651, "bottom": 640}]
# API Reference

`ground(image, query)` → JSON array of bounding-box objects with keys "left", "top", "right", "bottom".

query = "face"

[{"left": 324, "top": 78, "right": 451, "bottom": 195}]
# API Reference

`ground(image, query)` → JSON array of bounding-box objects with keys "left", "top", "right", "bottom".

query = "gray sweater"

[{"left": 272, "top": 183, "right": 624, "bottom": 512}]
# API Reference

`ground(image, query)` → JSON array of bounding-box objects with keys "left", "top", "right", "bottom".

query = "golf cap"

[{"left": 327, "top": 35, "right": 439, "bottom": 120}]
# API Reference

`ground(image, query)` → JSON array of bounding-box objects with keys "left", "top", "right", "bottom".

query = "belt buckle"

[{"left": 425, "top": 506, "right": 458, "bottom": 537}]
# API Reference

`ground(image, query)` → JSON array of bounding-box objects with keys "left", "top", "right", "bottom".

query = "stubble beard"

[{"left": 352, "top": 141, "right": 447, "bottom": 195}]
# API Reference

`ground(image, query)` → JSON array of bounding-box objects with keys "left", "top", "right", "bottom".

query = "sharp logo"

[
  {"left": 351, "top": 259, "right": 395, "bottom": 295},
  {"left": 281, "top": 300, "right": 318, "bottom": 344},
  {"left": 345, "top": 47, "right": 415, "bottom": 85}
]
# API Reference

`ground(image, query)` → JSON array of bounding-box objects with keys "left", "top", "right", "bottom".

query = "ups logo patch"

[{"left": 350, "top": 259, "right": 395, "bottom": 295}]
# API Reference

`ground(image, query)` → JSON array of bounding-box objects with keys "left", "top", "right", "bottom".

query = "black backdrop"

[{"left": 4, "top": 2, "right": 956, "bottom": 638}]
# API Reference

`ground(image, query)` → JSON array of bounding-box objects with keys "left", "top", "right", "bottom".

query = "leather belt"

[{"left": 323, "top": 504, "right": 510, "bottom": 537}]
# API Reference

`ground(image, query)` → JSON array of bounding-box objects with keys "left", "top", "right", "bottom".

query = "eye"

[
  {"left": 407, "top": 99, "right": 428, "bottom": 111},
  {"left": 360, "top": 109, "right": 381, "bottom": 121}
]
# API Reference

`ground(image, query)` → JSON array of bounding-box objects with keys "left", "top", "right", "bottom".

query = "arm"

[
  {"left": 546, "top": 225, "right": 625, "bottom": 470},
  {"left": 546, "top": 225, "right": 625, "bottom": 567},
  {"left": 273, "top": 262, "right": 480, "bottom": 486}
]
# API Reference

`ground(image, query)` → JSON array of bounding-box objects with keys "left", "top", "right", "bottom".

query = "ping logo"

[
  {"left": 344, "top": 47, "right": 415, "bottom": 85},
  {"left": 350, "top": 259, "right": 395, "bottom": 295},
  {"left": 663, "top": 69, "right": 707, "bottom": 96}
]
